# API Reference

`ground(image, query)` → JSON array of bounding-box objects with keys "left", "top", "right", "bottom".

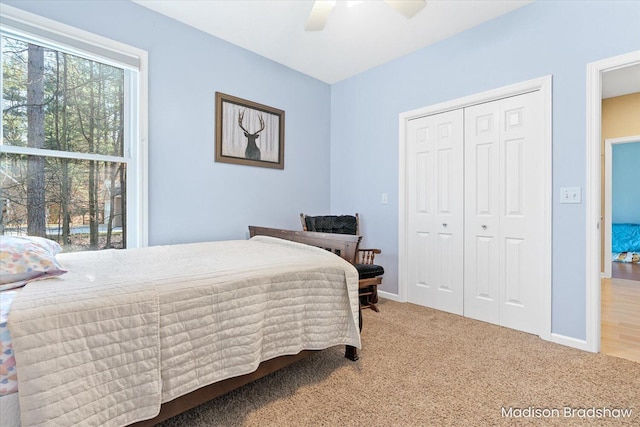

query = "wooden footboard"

[{"left": 248, "top": 225, "right": 361, "bottom": 264}]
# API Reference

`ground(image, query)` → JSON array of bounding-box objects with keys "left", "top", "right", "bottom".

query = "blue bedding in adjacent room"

[{"left": 612, "top": 223, "right": 640, "bottom": 253}]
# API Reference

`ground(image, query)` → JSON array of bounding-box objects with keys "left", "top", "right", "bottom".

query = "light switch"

[
  {"left": 381, "top": 193, "right": 388, "bottom": 204},
  {"left": 560, "top": 187, "right": 581, "bottom": 204}
]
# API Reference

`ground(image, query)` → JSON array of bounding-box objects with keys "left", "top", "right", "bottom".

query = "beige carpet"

[{"left": 160, "top": 299, "right": 639, "bottom": 426}]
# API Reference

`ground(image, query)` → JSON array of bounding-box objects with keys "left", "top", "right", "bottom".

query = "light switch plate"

[{"left": 560, "top": 187, "right": 581, "bottom": 204}]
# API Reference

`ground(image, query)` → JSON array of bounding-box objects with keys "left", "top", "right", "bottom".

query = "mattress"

[{"left": 7, "top": 236, "right": 360, "bottom": 427}]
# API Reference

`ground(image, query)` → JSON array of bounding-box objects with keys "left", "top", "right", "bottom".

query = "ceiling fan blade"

[
  {"left": 305, "top": 1, "right": 336, "bottom": 31},
  {"left": 384, "top": 0, "right": 426, "bottom": 19}
]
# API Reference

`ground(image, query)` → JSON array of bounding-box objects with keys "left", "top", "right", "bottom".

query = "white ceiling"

[
  {"left": 133, "top": 0, "right": 533, "bottom": 84},
  {"left": 602, "top": 64, "right": 640, "bottom": 99}
]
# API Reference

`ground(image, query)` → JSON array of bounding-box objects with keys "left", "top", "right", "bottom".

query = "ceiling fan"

[{"left": 305, "top": 0, "right": 426, "bottom": 31}]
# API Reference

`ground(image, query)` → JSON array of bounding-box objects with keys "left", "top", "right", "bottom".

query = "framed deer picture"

[{"left": 215, "top": 92, "right": 285, "bottom": 169}]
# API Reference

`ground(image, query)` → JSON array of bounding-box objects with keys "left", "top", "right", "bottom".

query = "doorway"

[
  {"left": 604, "top": 137, "right": 640, "bottom": 280},
  {"left": 585, "top": 50, "right": 640, "bottom": 357}
]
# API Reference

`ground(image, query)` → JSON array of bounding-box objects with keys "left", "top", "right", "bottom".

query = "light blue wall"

[
  {"left": 330, "top": 1, "right": 640, "bottom": 340},
  {"left": 2, "top": 0, "right": 332, "bottom": 244},
  {"left": 6, "top": 0, "right": 640, "bottom": 341},
  {"left": 613, "top": 142, "right": 640, "bottom": 224}
]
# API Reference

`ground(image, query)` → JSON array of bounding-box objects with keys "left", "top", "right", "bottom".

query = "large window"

[{"left": 0, "top": 6, "right": 147, "bottom": 251}]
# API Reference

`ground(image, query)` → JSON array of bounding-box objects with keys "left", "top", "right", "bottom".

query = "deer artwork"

[{"left": 238, "top": 110, "right": 265, "bottom": 161}]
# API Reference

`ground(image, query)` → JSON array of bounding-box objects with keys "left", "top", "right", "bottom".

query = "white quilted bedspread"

[{"left": 8, "top": 236, "right": 360, "bottom": 427}]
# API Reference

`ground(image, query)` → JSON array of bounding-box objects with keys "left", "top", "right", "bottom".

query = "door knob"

[{"left": 481, "top": 224, "right": 487, "bottom": 230}]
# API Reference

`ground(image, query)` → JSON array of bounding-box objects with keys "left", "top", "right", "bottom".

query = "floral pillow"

[{"left": 0, "top": 236, "right": 67, "bottom": 291}]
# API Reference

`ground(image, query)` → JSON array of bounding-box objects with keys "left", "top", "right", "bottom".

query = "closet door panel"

[
  {"left": 465, "top": 91, "right": 544, "bottom": 334},
  {"left": 434, "top": 111, "right": 464, "bottom": 314},
  {"left": 406, "top": 117, "right": 436, "bottom": 306},
  {"left": 498, "top": 91, "right": 544, "bottom": 335},
  {"left": 407, "top": 110, "right": 464, "bottom": 315},
  {"left": 464, "top": 103, "right": 500, "bottom": 323}
]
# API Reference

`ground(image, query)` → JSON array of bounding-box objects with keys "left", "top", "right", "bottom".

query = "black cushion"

[
  {"left": 305, "top": 215, "right": 357, "bottom": 235},
  {"left": 355, "top": 263, "right": 384, "bottom": 279}
]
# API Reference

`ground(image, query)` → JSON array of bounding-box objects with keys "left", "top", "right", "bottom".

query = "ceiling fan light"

[
  {"left": 384, "top": 0, "right": 426, "bottom": 19},
  {"left": 305, "top": 1, "right": 336, "bottom": 31}
]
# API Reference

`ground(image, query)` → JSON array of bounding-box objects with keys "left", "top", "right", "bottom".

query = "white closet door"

[
  {"left": 406, "top": 109, "right": 464, "bottom": 315},
  {"left": 463, "top": 102, "right": 500, "bottom": 325},
  {"left": 464, "top": 91, "right": 544, "bottom": 335}
]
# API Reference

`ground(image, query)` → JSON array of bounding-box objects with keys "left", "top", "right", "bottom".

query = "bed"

[
  {"left": 611, "top": 223, "right": 640, "bottom": 264},
  {"left": 0, "top": 226, "right": 362, "bottom": 427}
]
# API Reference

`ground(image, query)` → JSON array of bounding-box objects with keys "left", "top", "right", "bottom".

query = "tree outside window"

[{"left": 1, "top": 35, "right": 127, "bottom": 251}]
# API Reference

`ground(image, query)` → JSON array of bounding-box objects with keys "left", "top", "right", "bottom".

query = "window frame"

[{"left": 0, "top": 5, "right": 148, "bottom": 248}]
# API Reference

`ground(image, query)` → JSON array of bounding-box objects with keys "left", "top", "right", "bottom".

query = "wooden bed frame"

[
  {"left": 130, "top": 226, "right": 362, "bottom": 426},
  {"left": 249, "top": 225, "right": 361, "bottom": 264}
]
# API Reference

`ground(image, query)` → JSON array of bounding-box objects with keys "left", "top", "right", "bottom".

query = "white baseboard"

[
  {"left": 375, "top": 292, "right": 593, "bottom": 353},
  {"left": 378, "top": 290, "right": 401, "bottom": 302},
  {"left": 550, "top": 333, "right": 591, "bottom": 352}
]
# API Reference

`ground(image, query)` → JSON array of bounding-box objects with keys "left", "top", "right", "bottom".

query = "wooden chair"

[{"left": 300, "top": 213, "right": 383, "bottom": 312}]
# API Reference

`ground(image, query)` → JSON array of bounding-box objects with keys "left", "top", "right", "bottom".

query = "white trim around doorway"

[
  {"left": 585, "top": 50, "right": 640, "bottom": 353},
  {"left": 397, "top": 75, "right": 552, "bottom": 341}
]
